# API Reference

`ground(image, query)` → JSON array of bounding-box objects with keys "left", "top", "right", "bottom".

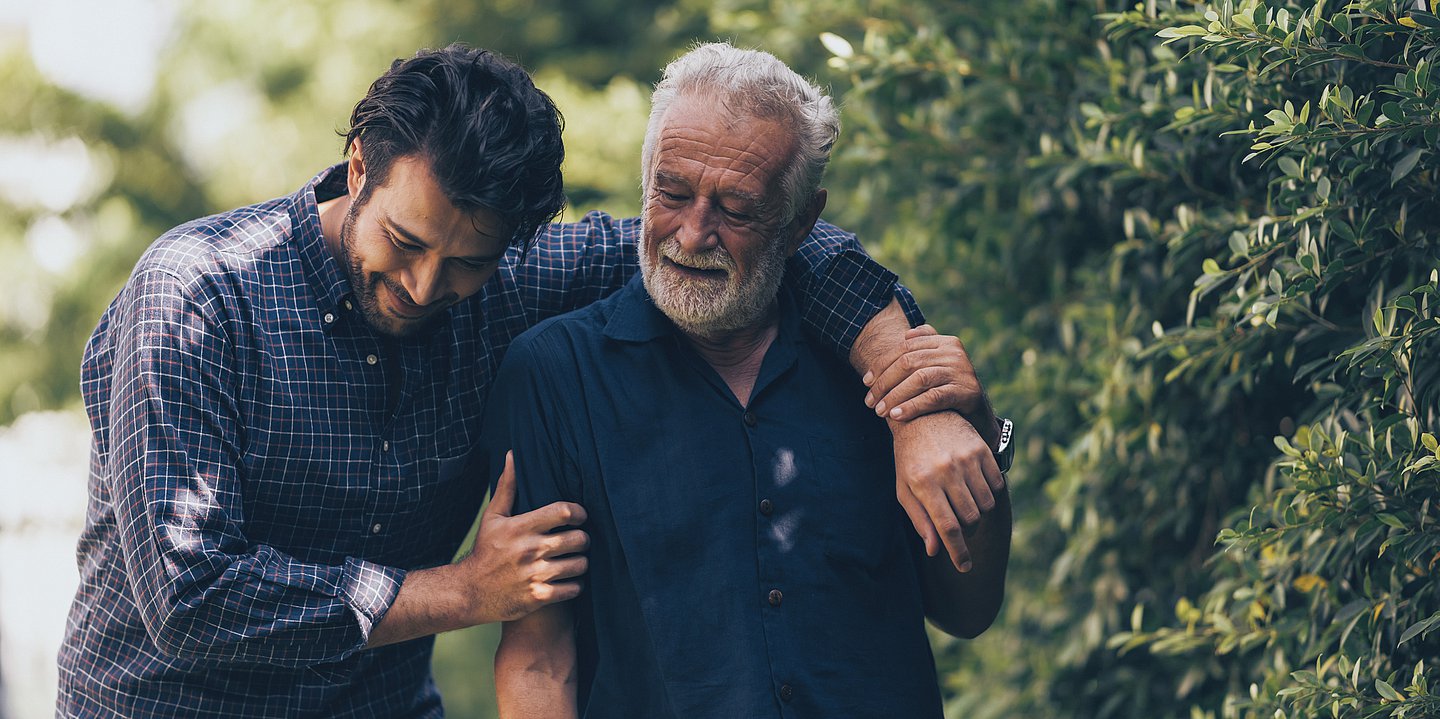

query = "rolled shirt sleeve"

[{"left": 107, "top": 266, "right": 404, "bottom": 667}]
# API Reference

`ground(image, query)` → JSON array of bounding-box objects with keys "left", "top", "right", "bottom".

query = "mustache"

[
  {"left": 658, "top": 237, "right": 734, "bottom": 272},
  {"left": 376, "top": 273, "right": 420, "bottom": 306}
]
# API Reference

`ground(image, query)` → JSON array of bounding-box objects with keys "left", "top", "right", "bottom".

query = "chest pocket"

[{"left": 806, "top": 434, "right": 903, "bottom": 573}]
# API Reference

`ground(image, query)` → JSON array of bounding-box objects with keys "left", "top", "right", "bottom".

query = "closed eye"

[
  {"left": 453, "top": 258, "right": 496, "bottom": 272},
  {"left": 389, "top": 233, "right": 422, "bottom": 252}
]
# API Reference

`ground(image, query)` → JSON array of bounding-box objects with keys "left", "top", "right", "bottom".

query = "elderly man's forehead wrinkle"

[{"left": 658, "top": 133, "right": 791, "bottom": 185}]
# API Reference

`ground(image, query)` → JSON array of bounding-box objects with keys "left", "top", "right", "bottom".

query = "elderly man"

[
  {"left": 60, "top": 43, "right": 998, "bottom": 718},
  {"left": 485, "top": 43, "right": 1012, "bottom": 718}
]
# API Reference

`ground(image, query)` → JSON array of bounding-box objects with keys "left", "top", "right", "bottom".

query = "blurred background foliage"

[{"left": 3, "top": 0, "right": 1437, "bottom": 717}]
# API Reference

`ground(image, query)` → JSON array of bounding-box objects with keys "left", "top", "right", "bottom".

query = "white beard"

[{"left": 639, "top": 228, "right": 789, "bottom": 338}]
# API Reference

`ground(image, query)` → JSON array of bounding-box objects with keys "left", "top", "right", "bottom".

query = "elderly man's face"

[{"left": 640, "top": 95, "right": 800, "bottom": 335}]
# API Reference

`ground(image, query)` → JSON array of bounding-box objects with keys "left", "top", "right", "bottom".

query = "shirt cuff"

[
  {"left": 337, "top": 557, "right": 407, "bottom": 641},
  {"left": 892, "top": 282, "right": 926, "bottom": 329}
]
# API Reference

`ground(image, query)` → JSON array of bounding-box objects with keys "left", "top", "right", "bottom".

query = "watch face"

[{"left": 995, "top": 418, "right": 1015, "bottom": 473}]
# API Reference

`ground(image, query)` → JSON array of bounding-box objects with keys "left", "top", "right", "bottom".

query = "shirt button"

[
  {"left": 743, "top": 411, "right": 757, "bottom": 428},
  {"left": 779, "top": 684, "right": 794, "bottom": 702},
  {"left": 381, "top": 440, "right": 390, "bottom": 451},
  {"left": 343, "top": 299, "right": 354, "bottom": 311},
  {"left": 366, "top": 354, "right": 378, "bottom": 365},
  {"left": 768, "top": 589, "right": 783, "bottom": 607},
  {"left": 370, "top": 523, "right": 382, "bottom": 534},
  {"left": 322, "top": 312, "right": 336, "bottom": 324},
  {"left": 759, "top": 499, "right": 774, "bottom": 516}
]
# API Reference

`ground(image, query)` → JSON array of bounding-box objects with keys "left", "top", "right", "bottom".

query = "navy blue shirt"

[{"left": 484, "top": 276, "right": 943, "bottom": 719}]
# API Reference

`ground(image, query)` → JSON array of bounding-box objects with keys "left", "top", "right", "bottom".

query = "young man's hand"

[{"left": 460, "top": 451, "right": 589, "bottom": 624}]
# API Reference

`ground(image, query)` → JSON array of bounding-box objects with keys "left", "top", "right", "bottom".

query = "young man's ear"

[
  {"left": 346, "top": 138, "right": 368, "bottom": 200},
  {"left": 785, "top": 189, "right": 828, "bottom": 257}
]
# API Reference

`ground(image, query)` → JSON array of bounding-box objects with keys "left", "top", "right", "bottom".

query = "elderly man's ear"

[{"left": 785, "top": 189, "right": 829, "bottom": 257}]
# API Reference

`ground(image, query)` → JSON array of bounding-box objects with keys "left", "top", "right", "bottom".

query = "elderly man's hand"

[
  {"left": 890, "top": 411, "right": 1005, "bottom": 571},
  {"left": 863, "top": 325, "right": 1000, "bottom": 448}
]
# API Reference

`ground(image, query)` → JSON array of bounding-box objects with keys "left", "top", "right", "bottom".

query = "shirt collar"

[{"left": 291, "top": 163, "right": 356, "bottom": 317}]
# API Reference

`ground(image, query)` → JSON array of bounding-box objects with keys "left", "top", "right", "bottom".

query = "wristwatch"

[{"left": 993, "top": 417, "right": 1014, "bottom": 473}]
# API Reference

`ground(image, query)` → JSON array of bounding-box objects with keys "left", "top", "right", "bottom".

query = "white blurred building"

[{"left": 0, "top": 410, "right": 90, "bottom": 719}]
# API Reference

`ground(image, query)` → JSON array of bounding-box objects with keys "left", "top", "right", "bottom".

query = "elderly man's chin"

[
  {"left": 648, "top": 270, "right": 733, "bottom": 328},
  {"left": 641, "top": 246, "right": 786, "bottom": 337}
]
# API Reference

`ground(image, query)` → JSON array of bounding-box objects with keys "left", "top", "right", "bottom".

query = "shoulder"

[
  {"left": 129, "top": 197, "right": 297, "bottom": 294},
  {"left": 501, "top": 296, "right": 617, "bottom": 373},
  {"left": 537, "top": 210, "right": 642, "bottom": 244},
  {"left": 808, "top": 218, "right": 857, "bottom": 243}
]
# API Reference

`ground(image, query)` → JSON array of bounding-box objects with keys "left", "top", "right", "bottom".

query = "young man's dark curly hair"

[{"left": 343, "top": 43, "right": 566, "bottom": 250}]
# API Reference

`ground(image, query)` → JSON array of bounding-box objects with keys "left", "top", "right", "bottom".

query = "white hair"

[{"left": 641, "top": 42, "right": 840, "bottom": 227}]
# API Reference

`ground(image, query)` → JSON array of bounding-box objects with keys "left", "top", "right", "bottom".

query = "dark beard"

[{"left": 338, "top": 199, "right": 442, "bottom": 339}]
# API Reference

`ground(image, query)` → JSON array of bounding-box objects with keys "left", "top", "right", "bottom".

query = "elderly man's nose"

[{"left": 677, "top": 208, "right": 719, "bottom": 253}]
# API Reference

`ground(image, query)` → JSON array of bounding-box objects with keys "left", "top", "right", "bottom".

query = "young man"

[
  {"left": 59, "top": 44, "right": 1000, "bottom": 717},
  {"left": 488, "top": 43, "right": 1012, "bottom": 718}
]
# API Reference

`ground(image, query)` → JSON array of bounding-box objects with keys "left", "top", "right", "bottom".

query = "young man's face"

[
  {"left": 639, "top": 95, "right": 802, "bottom": 335},
  {"left": 340, "top": 154, "right": 509, "bottom": 338}
]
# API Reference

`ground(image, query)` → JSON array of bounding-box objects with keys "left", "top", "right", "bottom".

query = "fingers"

[
  {"left": 532, "top": 580, "right": 584, "bottom": 606},
  {"left": 905, "top": 323, "right": 939, "bottom": 339},
  {"left": 541, "top": 528, "right": 590, "bottom": 558},
  {"left": 863, "top": 334, "right": 980, "bottom": 420},
  {"left": 897, "top": 482, "right": 941, "bottom": 557},
  {"left": 917, "top": 487, "right": 973, "bottom": 572},
  {"left": 873, "top": 360, "right": 964, "bottom": 420},
  {"left": 486, "top": 451, "right": 517, "bottom": 518},
  {"left": 522, "top": 501, "right": 589, "bottom": 532},
  {"left": 540, "top": 555, "right": 589, "bottom": 583}
]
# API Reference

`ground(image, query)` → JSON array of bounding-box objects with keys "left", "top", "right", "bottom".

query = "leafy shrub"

[{"left": 696, "top": 0, "right": 1439, "bottom": 716}]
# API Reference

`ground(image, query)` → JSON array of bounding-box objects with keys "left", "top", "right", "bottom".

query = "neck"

[
  {"left": 317, "top": 193, "right": 351, "bottom": 263},
  {"left": 681, "top": 308, "right": 780, "bottom": 407}
]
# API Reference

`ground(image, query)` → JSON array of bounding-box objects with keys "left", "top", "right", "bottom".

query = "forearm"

[
  {"left": 920, "top": 487, "right": 1011, "bottom": 638},
  {"left": 366, "top": 563, "right": 475, "bottom": 649},
  {"left": 495, "top": 607, "right": 579, "bottom": 719}
]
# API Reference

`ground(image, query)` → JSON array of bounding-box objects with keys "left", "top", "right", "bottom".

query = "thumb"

[{"left": 486, "top": 451, "right": 517, "bottom": 518}]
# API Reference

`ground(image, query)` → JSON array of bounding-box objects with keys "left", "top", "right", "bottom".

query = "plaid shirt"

[{"left": 57, "top": 165, "right": 922, "bottom": 718}]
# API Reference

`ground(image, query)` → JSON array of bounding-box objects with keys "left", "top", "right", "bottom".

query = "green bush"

[{"left": 695, "top": 0, "right": 1439, "bottom": 716}]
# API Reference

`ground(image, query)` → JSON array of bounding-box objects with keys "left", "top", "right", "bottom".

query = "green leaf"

[
  {"left": 1157, "top": 25, "right": 1209, "bottom": 39},
  {"left": 1376, "top": 679, "right": 1405, "bottom": 702},
  {"left": 1399, "top": 612, "right": 1440, "bottom": 645},
  {"left": 1278, "top": 156, "right": 1301, "bottom": 177},
  {"left": 1423, "top": 433, "right": 1438, "bottom": 452},
  {"left": 1377, "top": 513, "right": 1406, "bottom": 530},
  {"left": 1391, "top": 148, "right": 1424, "bottom": 186},
  {"left": 1203, "top": 258, "right": 1222, "bottom": 275},
  {"left": 1229, "top": 232, "right": 1249, "bottom": 256}
]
